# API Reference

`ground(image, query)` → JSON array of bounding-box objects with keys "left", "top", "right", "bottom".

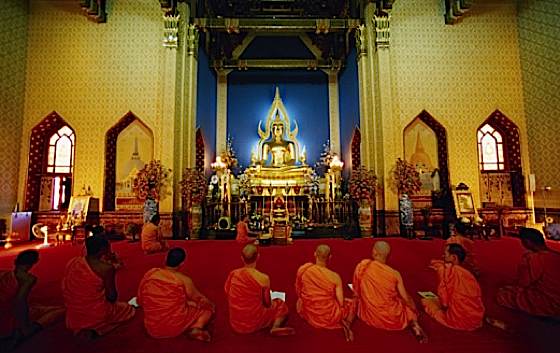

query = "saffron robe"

[
  {"left": 497, "top": 250, "right": 560, "bottom": 317},
  {"left": 62, "top": 257, "right": 135, "bottom": 335},
  {"left": 138, "top": 268, "right": 213, "bottom": 338},
  {"left": 422, "top": 261, "right": 484, "bottom": 331},
  {"left": 236, "top": 221, "right": 251, "bottom": 244},
  {"left": 141, "top": 223, "right": 168, "bottom": 254},
  {"left": 295, "top": 263, "right": 356, "bottom": 329},
  {"left": 0, "top": 271, "right": 64, "bottom": 337},
  {"left": 353, "top": 259, "right": 417, "bottom": 330},
  {"left": 225, "top": 267, "right": 289, "bottom": 334},
  {"left": 446, "top": 235, "right": 480, "bottom": 276}
]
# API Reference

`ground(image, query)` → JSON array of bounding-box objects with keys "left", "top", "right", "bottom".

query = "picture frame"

[{"left": 452, "top": 190, "right": 478, "bottom": 218}]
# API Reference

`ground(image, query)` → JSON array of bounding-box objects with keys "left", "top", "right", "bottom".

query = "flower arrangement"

[
  {"left": 180, "top": 168, "right": 208, "bottom": 208},
  {"left": 133, "top": 160, "right": 172, "bottom": 201},
  {"left": 392, "top": 158, "right": 422, "bottom": 195},
  {"left": 349, "top": 166, "right": 377, "bottom": 201}
]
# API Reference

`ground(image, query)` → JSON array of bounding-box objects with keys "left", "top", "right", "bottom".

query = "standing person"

[
  {"left": 295, "top": 244, "right": 357, "bottom": 341},
  {"left": 225, "top": 244, "right": 294, "bottom": 336},
  {"left": 353, "top": 241, "right": 427, "bottom": 342},
  {"left": 141, "top": 214, "right": 168, "bottom": 254},
  {"left": 138, "top": 248, "right": 214, "bottom": 341},
  {"left": 62, "top": 236, "right": 135, "bottom": 338}
]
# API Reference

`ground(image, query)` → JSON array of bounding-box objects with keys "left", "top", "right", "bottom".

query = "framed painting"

[{"left": 452, "top": 190, "right": 478, "bottom": 218}]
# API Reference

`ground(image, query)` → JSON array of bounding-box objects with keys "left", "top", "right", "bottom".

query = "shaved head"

[
  {"left": 242, "top": 244, "right": 258, "bottom": 264},
  {"left": 315, "top": 244, "right": 331, "bottom": 262},
  {"left": 372, "top": 241, "right": 391, "bottom": 261}
]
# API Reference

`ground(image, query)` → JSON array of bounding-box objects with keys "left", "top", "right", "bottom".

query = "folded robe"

[
  {"left": 138, "top": 268, "right": 213, "bottom": 338},
  {"left": 497, "top": 250, "right": 560, "bottom": 317},
  {"left": 0, "top": 271, "right": 64, "bottom": 337},
  {"left": 141, "top": 223, "right": 167, "bottom": 254},
  {"left": 295, "top": 263, "right": 355, "bottom": 329},
  {"left": 353, "top": 259, "right": 416, "bottom": 330},
  {"left": 62, "top": 257, "right": 135, "bottom": 335},
  {"left": 422, "top": 262, "right": 484, "bottom": 331},
  {"left": 225, "top": 267, "right": 288, "bottom": 334}
]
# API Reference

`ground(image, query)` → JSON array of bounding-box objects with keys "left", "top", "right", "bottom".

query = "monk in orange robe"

[
  {"left": 141, "top": 214, "right": 168, "bottom": 254},
  {"left": 447, "top": 221, "right": 480, "bottom": 276},
  {"left": 421, "top": 243, "right": 485, "bottom": 331},
  {"left": 0, "top": 250, "right": 64, "bottom": 347},
  {"left": 296, "top": 244, "right": 357, "bottom": 341},
  {"left": 236, "top": 215, "right": 258, "bottom": 244},
  {"left": 62, "top": 235, "right": 135, "bottom": 338},
  {"left": 353, "top": 241, "right": 427, "bottom": 342},
  {"left": 497, "top": 227, "right": 560, "bottom": 317},
  {"left": 138, "top": 247, "right": 214, "bottom": 341},
  {"left": 225, "top": 244, "right": 295, "bottom": 336}
]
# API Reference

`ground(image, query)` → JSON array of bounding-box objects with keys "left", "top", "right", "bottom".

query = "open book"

[
  {"left": 417, "top": 291, "right": 438, "bottom": 299},
  {"left": 128, "top": 296, "right": 140, "bottom": 308},
  {"left": 270, "top": 291, "right": 286, "bottom": 302},
  {"left": 347, "top": 283, "right": 354, "bottom": 291}
]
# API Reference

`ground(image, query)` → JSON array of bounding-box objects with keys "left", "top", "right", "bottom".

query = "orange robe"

[
  {"left": 422, "top": 261, "right": 484, "bottom": 331},
  {"left": 62, "top": 257, "right": 135, "bottom": 335},
  {"left": 352, "top": 259, "right": 417, "bottom": 330},
  {"left": 141, "top": 223, "right": 168, "bottom": 254},
  {"left": 236, "top": 221, "right": 251, "bottom": 244},
  {"left": 138, "top": 268, "right": 214, "bottom": 338},
  {"left": 295, "top": 263, "right": 356, "bottom": 329},
  {"left": 0, "top": 271, "right": 64, "bottom": 337},
  {"left": 224, "top": 267, "right": 289, "bottom": 334},
  {"left": 446, "top": 235, "right": 480, "bottom": 276},
  {"left": 497, "top": 250, "right": 560, "bottom": 317}
]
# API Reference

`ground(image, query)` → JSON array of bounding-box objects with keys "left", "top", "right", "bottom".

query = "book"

[
  {"left": 417, "top": 291, "right": 438, "bottom": 299},
  {"left": 347, "top": 283, "right": 354, "bottom": 291},
  {"left": 128, "top": 296, "right": 139, "bottom": 308},
  {"left": 270, "top": 291, "right": 286, "bottom": 301}
]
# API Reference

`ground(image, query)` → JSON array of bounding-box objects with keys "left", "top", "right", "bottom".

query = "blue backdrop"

[
  {"left": 227, "top": 70, "right": 329, "bottom": 168},
  {"left": 196, "top": 46, "right": 217, "bottom": 169},
  {"left": 339, "top": 48, "right": 360, "bottom": 174}
]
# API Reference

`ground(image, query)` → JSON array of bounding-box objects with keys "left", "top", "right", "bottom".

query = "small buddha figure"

[{"left": 261, "top": 115, "right": 296, "bottom": 167}]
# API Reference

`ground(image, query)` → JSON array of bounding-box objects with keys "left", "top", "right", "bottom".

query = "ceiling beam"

[{"left": 194, "top": 18, "right": 360, "bottom": 33}]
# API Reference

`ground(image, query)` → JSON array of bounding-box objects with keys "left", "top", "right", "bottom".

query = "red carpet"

[{"left": 1, "top": 237, "right": 559, "bottom": 353}]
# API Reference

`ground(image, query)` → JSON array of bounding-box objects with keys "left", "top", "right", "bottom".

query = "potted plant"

[
  {"left": 132, "top": 160, "right": 172, "bottom": 223},
  {"left": 180, "top": 168, "right": 208, "bottom": 239},
  {"left": 391, "top": 158, "right": 421, "bottom": 238},
  {"left": 348, "top": 166, "right": 377, "bottom": 236}
]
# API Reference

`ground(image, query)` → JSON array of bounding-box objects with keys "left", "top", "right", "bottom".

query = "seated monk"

[
  {"left": 225, "top": 244, "right": 295, "bottom": 336},
  {"left": 496, "top": 227, "right": 560, "bottom": 317},
  {"left": 138, "top": 248, "right": 214, "bottom": 341},
  {"left": 0, "top": 250, "right": 65, "bottom": 348},
  {"left": 141, "top": 214, "right": 168, "bottom": 254},
  {"left": 62, "top": 236, "right": 135, "bottom": 338},
  {"left": 236, "top": 215, "right": 259, "bottom": 244},
  {"left": 421, "top": 244, "right": 485, "bottom": 331},
  {"left": 447, "top": 221, "right": 480, "bottom": 277},
  {"left": 295, "top": 244, "right": 357, "bottom": 342},
  {"left": 353, "top": 241, "right": 427, "bottom": 343}
]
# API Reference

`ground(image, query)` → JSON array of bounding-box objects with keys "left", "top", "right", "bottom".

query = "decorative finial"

[{"left": 274, "top": 86, "right": 281, "bottom": 101}]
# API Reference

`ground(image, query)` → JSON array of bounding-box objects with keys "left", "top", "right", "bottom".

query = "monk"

[
  {"left": 141, "top": 214, "right": 168, "bottom": 254},
  {"left": 353, "top": 241, "right": 427, "bottom": 342},
  {"left": 236, "top": 215, "right": 258, "bottom": 244},
  {"left": 496, "top": 227, "right": 560, "bottom": 317},
  {"left": 295, "top": 244, "right": 357, "bottom": 341},
  {"left": 138, "top": 248, "right": 214, "bottom": 341},
  {"left": 0, "top": 250, "right": 65, "bottom": 347},
  {"left": 447, "top": 221, "right": 480, "bottom": 277},
  {"left": 421, "top": 243, "right": 485, "bottom": 331},
  {"left": 62, "top": 235, "right": 135, "bottom": 338},
  {"left": 225, "top": 244, "right": 295, "bottom": 336}
]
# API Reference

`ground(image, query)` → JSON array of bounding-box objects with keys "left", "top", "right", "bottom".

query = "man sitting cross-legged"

[
  {"left": 353, "top": 241, "right": 427, "bottom": 342},
  {"left": 496, "top": 227, "right": 560, "bottom": 317},
  {"left": 225, "top": 244, "right": 295, "bottom": 336},
  {"left": 295, "top": 244, "right": 357, "bottom": 341},
  {"left": 0, "top": 250, "right": 65, "bottom": 349},
  {"left": 141, "top": 214, "right": 169, "bottom": 255},
  {"left": 421, "top": 243, "right": 485, "bottom": 331},
  {"left": 138, "top": 248, "right": 214, "bottom": 341},
  {"left": 62, "top": 235, "right": 135, "bottom": 339}
]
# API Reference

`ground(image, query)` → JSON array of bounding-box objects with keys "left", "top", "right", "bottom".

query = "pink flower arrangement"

[
  {"left": 349, "top": 167, "right": 377, "bottom": 201},
  {"left": 133, "top": 160, "right": 172, "bottom": 201},
  {"left": 392, "top": 158, "right": 422, "bottom": 195},
  {"left": 180, "top": 168, "right": 208, "bottom": 208}
]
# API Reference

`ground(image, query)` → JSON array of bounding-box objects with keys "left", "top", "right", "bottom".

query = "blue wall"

[
  {"left": 339, "top": 47, "right": 360, "bottom": 174},
  {"left": 227, "top": 70, "right": 329, "bottom": 168},
  {"left": 196, "top": 45, "right": 217, "bottom": 170}
]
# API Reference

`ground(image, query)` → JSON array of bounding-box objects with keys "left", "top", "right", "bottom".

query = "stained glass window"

[
  {"left": 477, "top": 124, "right": 505, "bottom": 171},
  {"left": 45, "top": 126, "right": 74, "bottom": 210}
]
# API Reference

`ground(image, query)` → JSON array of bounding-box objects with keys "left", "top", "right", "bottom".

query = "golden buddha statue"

[{"left": 261, "top": 114, "right": 296, "bottom": 167}]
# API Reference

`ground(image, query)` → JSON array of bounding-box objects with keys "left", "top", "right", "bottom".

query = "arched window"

[
  {"left": 477, "top": 124, "right": 505, "bottom": 171},
  {"left": 45, "top": 126, "right": 75, "bottom": 210}
]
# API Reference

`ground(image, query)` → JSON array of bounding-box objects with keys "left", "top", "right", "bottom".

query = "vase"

[
  {"left": 189, "top": 204, "right": 202, "bottom": 239},
  {"left": 399, "top": 193, "right": 414, "bottom": 239},
  {"left": 358, "top": 200, "right": 373, "bottom": 237}
]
